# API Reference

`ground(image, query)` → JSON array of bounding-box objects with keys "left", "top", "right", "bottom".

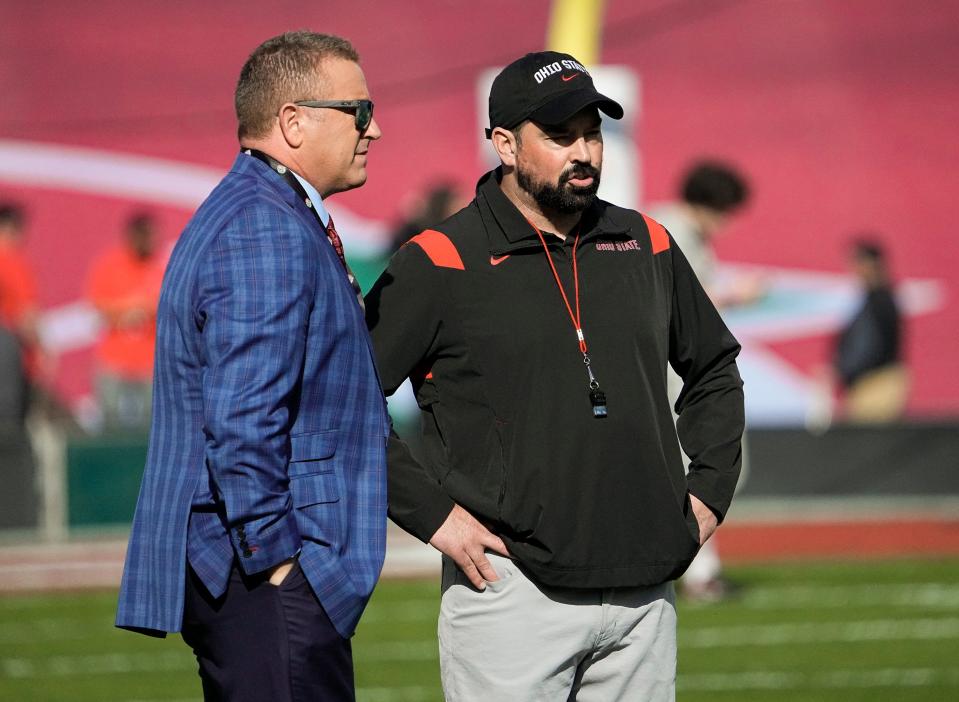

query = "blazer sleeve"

[
  {"left": 667, "top": 236, "right": 745, "bottom": 521},
  {"left": 196, "top": 205, "right": 314, "bottom": 574},
  {"left": 365, "top": 243, "right": 456, "bottom": 542}
]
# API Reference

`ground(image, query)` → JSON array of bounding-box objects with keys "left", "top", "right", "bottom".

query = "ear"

[
  {"left": 277, "top": 103, "right": 306, "bottom": 148},
  {"left": 491, "top": 126, "right": 519, "bottom": 168}
]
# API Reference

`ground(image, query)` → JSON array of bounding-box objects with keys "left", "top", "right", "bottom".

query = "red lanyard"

[
  {"left": 526, "top": 217, "right": 609, "bottom": 419},
  {"left": 526, "top": 218, "right": 587, "bottom": 354}
]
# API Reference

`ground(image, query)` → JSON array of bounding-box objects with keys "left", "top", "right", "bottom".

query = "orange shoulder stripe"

[
  {"left": 407, "top": 229, "right": 465, "bottom": 270},
  {"left": 641, "top": 213, "right": 670, "bottom": 255}
]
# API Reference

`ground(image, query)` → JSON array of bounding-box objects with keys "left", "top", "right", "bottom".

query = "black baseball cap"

[{"left": 486, "top": 51, "right": 624, "bottom": 138}]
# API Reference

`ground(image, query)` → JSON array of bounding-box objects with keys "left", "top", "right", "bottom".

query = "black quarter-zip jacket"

[{"left": 365, "top": 169, "right": 744, "bottom": 588}]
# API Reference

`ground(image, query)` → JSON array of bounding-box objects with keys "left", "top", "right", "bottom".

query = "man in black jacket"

[{"left": 366, "top": 51, "right": 744, "bottom": 701}]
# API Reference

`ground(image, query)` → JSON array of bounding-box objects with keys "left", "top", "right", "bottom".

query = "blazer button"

[{"left": 243, "top": 549, "right": 253, "bottom": 558}]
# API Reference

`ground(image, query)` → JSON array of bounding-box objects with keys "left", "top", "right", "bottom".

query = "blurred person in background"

[
  {"left": 389, "top": 181, "right": 464, "bottom": 252},
  {"left": 367, "top": 51, "right": 744, "bottom": 701},
  {"left": 0, "top": 323, "right": 28, "bottom": 423},
  {"left": 833, "top": 238, "right": 907, "bottom": 422},
  {"left": 0, "top": 202, "right": 40, "bottom": 528},
  {"left": 650, "top": 161, "right": 760, "bottom": 308},
  {"left": 116, "top": 31, "right": 388, "bottom": 702},
  {"left": 0, "top": 323, "right": 36, "bottom": 529},
  {"left": 84, "top": 211, "right": 162, "bottom": 431},
  {"left": 0, "top": 203, "right": 47, "bottom": 384},
  {"left": 651, "top": 161, "right": 758, "bottom": 602}
]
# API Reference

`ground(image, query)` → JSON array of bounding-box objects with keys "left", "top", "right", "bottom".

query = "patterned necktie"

[
  {"left": 325, "top": 213, "right": 365, "bottom": 310},
  {"left": 241, "top": 149, "right": 364, "bottom": 308},
  {"left": 324, "top": 214, "right": 348, "bottom": 272}
]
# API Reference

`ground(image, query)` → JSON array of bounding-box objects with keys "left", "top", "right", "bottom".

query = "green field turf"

[{"left": 2, "top": 558, "right": 958, "bottom": 701}]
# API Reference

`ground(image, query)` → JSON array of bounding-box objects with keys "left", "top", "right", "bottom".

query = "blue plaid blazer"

[{"left": 116, "top": 153, "right": 389, "bottom": 638}]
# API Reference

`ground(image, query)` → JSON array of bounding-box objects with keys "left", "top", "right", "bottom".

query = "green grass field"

[{"left": 3, "top": 558, "right": 958, "bottom": 701}]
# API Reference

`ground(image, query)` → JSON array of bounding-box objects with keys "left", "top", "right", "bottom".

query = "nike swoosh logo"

[
  {"left": 490, "top": 254, "right": 510, "bottom": 266},
  {"left": 561, "top": 73, "right": 579, "bottom": 82}
]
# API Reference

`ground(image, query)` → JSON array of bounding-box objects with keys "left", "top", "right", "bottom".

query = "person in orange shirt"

[
  {"left": 0, "top": 203, "right": 42, "bottom": 372},
  {"left": 0, "top": 202, "right": 40, "bottom": 528},
  {"left": 85, "top": 212, "right": 163, "bottom": 431}
]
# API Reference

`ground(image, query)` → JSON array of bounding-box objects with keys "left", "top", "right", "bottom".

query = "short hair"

[
  {"left": 235, "top": 31, "right": 359, "bottom": 140},
  {"left": 852, "top": 237, "right": 886, "bottom": 264},
  {"left": 681, "top": 161, "right": 749, "bottom": 213},
  {"left": 125, "top": 211, "right": 156, "bottom": 234},
  {"left": 0, "top": 203, "right": 25, "bottom": 231}
]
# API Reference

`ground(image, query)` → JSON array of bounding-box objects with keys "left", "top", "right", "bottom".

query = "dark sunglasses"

[{"left": 293, "top": 99, "right": 374, "bottom": 131}]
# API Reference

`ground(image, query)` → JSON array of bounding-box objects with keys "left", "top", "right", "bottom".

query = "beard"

[{"left": 516, "top": 161, "right": 601, "bottom": 215}]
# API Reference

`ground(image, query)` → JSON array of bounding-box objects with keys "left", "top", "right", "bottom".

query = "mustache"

[{"left": 560, "top": 164, "right": 600, "bottom": 184}]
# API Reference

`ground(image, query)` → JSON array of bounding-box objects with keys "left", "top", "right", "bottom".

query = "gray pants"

[{"left": 439, "top": 552, "right": 676, "bottom": 701}]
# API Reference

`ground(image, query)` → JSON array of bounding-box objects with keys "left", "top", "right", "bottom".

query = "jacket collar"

[
  {"left": 230, "top": 151, "right": 300, "bottom": 209},
  {"left": 475, "top": 168, "right": 630, "bottom": 255},
  {"left": 230, "top": 152, "right": 331, "bottom": 239}
]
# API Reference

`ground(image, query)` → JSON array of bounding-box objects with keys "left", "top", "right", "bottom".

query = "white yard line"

[
  {"left": 6, "top": 652, "right": 959, "bottom": 696},
  {"left": 126, "top": 690, "right": 439, "bottom": 702},
  {"left": 5, "top": 617, "right": 959, "bottom": 677},
  {"left": 679, "top": 667, "right": 959, "bottom": 691},
  {"left": 1, "top": 651, "right": 193, "bottom": 678},
  {"left": 683, "top": 616, "right": 959, "bottom": 647},
  {"left": 738, "top": 582, "right": 959, "bottom": 610}
]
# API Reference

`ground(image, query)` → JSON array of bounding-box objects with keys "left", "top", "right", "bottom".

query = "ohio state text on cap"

[{"left": 486, "top": 51, "right": 624, "bottom": 138}]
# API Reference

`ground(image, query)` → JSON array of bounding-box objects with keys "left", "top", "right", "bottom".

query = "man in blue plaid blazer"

[{"left": 116, "top": 32, "right": 387, "bottom": 701}]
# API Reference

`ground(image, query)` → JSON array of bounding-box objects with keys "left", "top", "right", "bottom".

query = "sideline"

[{"left": 2, "top": 500, "right": 959, "bottom": 594}]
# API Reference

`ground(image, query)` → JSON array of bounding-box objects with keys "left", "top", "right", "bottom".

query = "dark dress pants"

[{"left": 181, "top": 559, "right": 354, "bottom": 701}]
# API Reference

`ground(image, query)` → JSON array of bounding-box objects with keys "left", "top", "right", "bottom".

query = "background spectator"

[
  {"left": 85, "top": 212, "right": 163, "bottom": 432},
  {"left": 0, "top": 203, "right": 39, "bottom": 528},
  {"left": 389, "top": 182, "right": 464, "bottom": 253},
  {"left": 652, "top": 161, "right": 758, "bottom": 601},
  {"left": 834, "top": 238, "right": 907, "bottom": 422},
  {"left": 0, "top": 203, "right": 46, "bottom": 383}
]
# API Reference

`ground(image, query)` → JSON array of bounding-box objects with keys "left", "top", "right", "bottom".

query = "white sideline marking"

[
  {"left": 5, "top": 653, "right": 959, "bottom": 695},
  {"left": 0, "top": 604, "right": 441, "bottom": 645},
  {"left": 0, "top": 618, "right": 90, "bottom": 644},
  {"left": 4, "top": 617, "right": 959, "bottom": 678},
  {"left": 0, "top": 642, "right": 440, "bottom": 678},
  {"left": 739, "top": 582, "right": 959, "bottom": 610},
  {"left": 679, "top": 667, "right": 959, "bottom": 691},
  {"left": 0, "top": 651, "right": 193, "bottom": 677},
  {"left": 0, "top": 613, "right": 959, "bottom": 664},
  {"left": 684, "top": 616, "right": 959, "bottom": 647},
  {"left": 126, "top": 690, "right": 438, "bottom": 702}
]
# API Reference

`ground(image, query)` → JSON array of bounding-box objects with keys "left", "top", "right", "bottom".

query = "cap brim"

[{"left": 530, "top": 89, "right": 624, "bottom": 126}]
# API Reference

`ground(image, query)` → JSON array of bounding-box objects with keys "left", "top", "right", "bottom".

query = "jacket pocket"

[
  {"left": 291, "top": 469, "right": 340, "bottom": 547},
  {"left": 289, "top": 430, "right": 338, "bottom": 477},
  {"left": 289, "top": 430, "right": 340, "bottom": 546},
  {"left": 290, "top": 471, "right": 339, "bottom": 507}
]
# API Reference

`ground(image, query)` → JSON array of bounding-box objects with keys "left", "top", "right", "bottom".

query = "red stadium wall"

[{"left": 1, "top": 0, "right": 957, "bottom": 417}]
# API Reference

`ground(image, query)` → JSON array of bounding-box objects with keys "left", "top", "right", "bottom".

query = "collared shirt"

[
  {"left": 292, "top": 172, "right": 330, "bottom": 228},
  {"left": 292, "top": 170, "right": 363, "bottom": 308}
]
